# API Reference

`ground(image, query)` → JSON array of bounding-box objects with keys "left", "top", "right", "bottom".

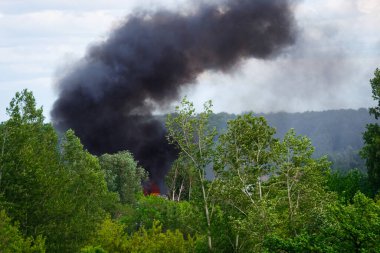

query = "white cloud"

[{"left": 357, "top": 0, "right": 380, "bottom": 13}]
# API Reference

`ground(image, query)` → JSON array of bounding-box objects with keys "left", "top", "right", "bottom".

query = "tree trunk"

[{"left": 199, "top": 169, "right": 212, "bottom": 251}]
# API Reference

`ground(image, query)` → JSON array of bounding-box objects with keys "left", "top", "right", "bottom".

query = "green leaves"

[
  {"left": 166, "top": 97, "right": 217, "bottom": 251},
  {"left": 0, "top": 210, "right": 45, "bottom": 253},
  {"left": 323, "top": 192, "right": 380, "bottom": 252},
  {"left": 0, "top": 90, "right": 118, "bottom": 252},
  {"left": 52, "top": 130, "right": 118, "bottom": 252},
  {"left": 99, "top": 151, "right": 148, "bottom": 205},
  {"left": 361, "top": 123, "right": 380, "bottom": 193},
  {"left": 85, "top": 217, "right": 195, "bottom": 253},
  {"left": 215, "top": 113, "right": 276, "bottom": 176},
  {"left": 6, "top": 89, "right": 44, "bottom": 124},
  {"left": 3, "top": 91, "right": 380, "bottom": 253},
  {"left": 369, "top": 68, "right": 380, "bottom": 119},
  {"left": 362, "top": 68, "right": 380, "bottom": 194},
  {"left": 212, "top": 114, "right": 333, "bottom": 251},
  {"left": 166, "top": 97, "right": 216, "bottom": 170}
]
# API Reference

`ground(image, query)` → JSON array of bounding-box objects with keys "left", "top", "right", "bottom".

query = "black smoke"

[{"left": 51, "top": 0, "right": 297, "bottom": 185}]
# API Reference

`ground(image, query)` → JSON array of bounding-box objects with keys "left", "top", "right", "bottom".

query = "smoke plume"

[{"left": 51, "top": 0, "right": 297, "bottom": 185}]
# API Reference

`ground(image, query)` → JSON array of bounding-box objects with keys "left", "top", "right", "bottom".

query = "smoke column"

[{"left": 51, "top": 0, "right": 297, "bottom": 185}]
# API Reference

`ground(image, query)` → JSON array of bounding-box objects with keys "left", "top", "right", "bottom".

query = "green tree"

[
  {"left": 85, "top": 218, "right": 195, "bottom": 253},
  {"left": 213, "top": 114, "right": 277, "bottom": 251},
  {"left": 322, "top": 192, "right": 380, "bottom": 252},
  {"left": 214, "top": 114, "right": 276, "bottom": 207},
  {"left": 0, "top": 90, "right": 62, "bottom": 237},
  {"left": 80, "top": 246, "right": 107, "bottom": 253},
  {"left": 253, "top": 129, "right": 333, "bottom": 253},
  {"left": 0, "top": 210, "right": 45, "bottom": 253},
  {"left": 121, "top": 195, "right": 202, "bottom": 237},
  {"left": 51, "top": 129, "right": 118, "bottom": 252},
  {"left": 0, "top": 90, "right": 118, "bottom": 252},
  {"left": 213, "top": 113, "right": 333, "bottom": 251},
  {"left": 269, "top": 130, "right": 332, "bottom": 235},
  {"left": 166, "top": 98, "right": 217, "bottom": 251},
  {"left": 327, "top": 169, "right": 373, "bottom": 201},
  {"left": 165, "top": 157, "right": 197, "bottom": 201},
  {"left": 361, "top": 68, "right": 380, "bottom": 193},
  {"left": 99, "top": 151, "right": 148, "bottom": 205}
]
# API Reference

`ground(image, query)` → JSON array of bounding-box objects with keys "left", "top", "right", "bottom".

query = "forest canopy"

[{"left": 0, "top": 68, "right": 380, "bottom": 252}]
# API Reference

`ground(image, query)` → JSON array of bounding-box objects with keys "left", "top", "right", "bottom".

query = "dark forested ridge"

[{"left": 208, "top": 109, "right": 378, "bottom": 172}]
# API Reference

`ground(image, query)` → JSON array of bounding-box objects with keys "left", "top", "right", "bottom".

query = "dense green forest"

[{"left": 1, "top": 68, "right": 380, "bottom": 252}]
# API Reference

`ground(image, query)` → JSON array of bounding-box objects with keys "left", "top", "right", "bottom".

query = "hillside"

[{"left": 208, "top": 108, "right": 379, "bottom": 172}]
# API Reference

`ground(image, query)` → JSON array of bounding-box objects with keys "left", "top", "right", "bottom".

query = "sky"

[{"left": 0, "top": 0, "right": 380, "bottom": 122}]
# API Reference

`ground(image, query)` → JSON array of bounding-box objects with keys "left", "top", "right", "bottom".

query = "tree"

[
  {"left": 165, "top": 156, "right": 197, "bottom": 201},
  {"left": 213, "top": 114, "right": 277, "bottom": 251},
  {"left": 120, "top": 195, "right": 202, "bottom": 238},
  {"left": 99, "top": 151, "right": 148, "bottom": 205},
  {"left": 361, "top": 68, "right": 380, "bottom": 193},
  {"left": 85, "top": 217, "right": 195, "bottom": 253},
  {"left": 0, "top": 90, "right": 62, "bottom": 238},
  {"left": 322, "top": 192, "right": 380, "bottom": 252},
  {"left": 327, "top": 169, "right": 373, "bottom": 201},
  {"left": 269, "top": 130, "right": 332, "bottom": 235},
  {"left": 52, "top": 129, "right": 118, "bottom": 252},
  {"left": 213, "top": 113, "right": 333, "bottom": 251},
  {"left": 166, "top": 98, "right": 217, "bottom": 251},
  {"left": 0, "top": 90, "right": 118, "bottom": 252},
  {"left": 0, "top": 210, "right": 45, "bottom": 253},
  {"left": 215, "top": 113, "right": 276, "bottom": 207},
  {"left": 368, "top": 68, "right": 380, "bottom": 119}
]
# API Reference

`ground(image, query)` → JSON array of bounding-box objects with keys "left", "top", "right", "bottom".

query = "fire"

[{"left": 144, "top": 180, "right": 160, "bottom": 196}]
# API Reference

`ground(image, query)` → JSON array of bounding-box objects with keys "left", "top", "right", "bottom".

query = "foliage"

[
  {"left": 361, "top": 123, "right": 380, "bottom": 193},
  {"left": 85, "top": 218, "right": 195, "bottom": 253},
  {"left": 327, "top": 169, "right": 373, "bottom": 201},
  {"left": 0, "top": 90, "right": 64, "bottom": 248},
  {"left": 212, "top": 112, "right": 332, "bottom": 251},
  {"left": 328, "top": 147, "right": 366, "bottom": 173},
  {"left": 0, "top": 90, "right": 118, "bottom": 252},
  {"left": 269, "top": 130, "right": 332, "bottom": 232},
  {"left": 0, "top": 90, "right": 57, "bottom": 232},
  {"left": 80, "top": 246, "right": 107, "bottom": 253},
  {"left": 166, "top": 97, "right": 217, "bottom": 251},
  {"left": 265, "top": 192, "right": 380, "bottom": 252},
  {"left": 361, "top": 68, "right": 380, "bottom": 193},
  {"left": 99, "top": 151, "right": 148, "bottom": 204},
  {"left": 263, "top": 232, "right": 329, "bottom": 253},
  {"left": 166, "top": 98, "right": 216, "bottom": 172},
  {"left": 323, "top": 192, "right": 380, "bottom": 252},
  {"left": 50, "top": 130, "right": 118, "bottom": 252},
  {"left": 214, "top": 113, "right": 276, "bottom": 209},
  {"left": 165, "top": 157, "right": 197, "bottom": 201},
  {"left": 121, "top": 195, "right": 201, "bottom": 237},
  {"left": 0, "top": 210, "right": 45, "bottom": 253},
  {"left": 368, "top": 68, "right": 380, "bottom": 119},
  {"left": 2, "top": 91, "right": 380, "bottom": 253}
]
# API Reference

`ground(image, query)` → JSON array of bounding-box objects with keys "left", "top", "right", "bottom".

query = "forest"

[{"left": 0, "top": 68, "right": 380, "bottom": 253}]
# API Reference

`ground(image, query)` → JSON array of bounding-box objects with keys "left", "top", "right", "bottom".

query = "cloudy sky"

[{"left": 0, "top": 0, "right": 379, "bottom": 121}]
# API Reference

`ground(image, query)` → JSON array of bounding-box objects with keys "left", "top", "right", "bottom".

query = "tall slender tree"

[{"left": 166, "top": 97, "right": 217, "bottom": 251}]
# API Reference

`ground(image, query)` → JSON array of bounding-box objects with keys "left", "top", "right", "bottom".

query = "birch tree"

[{"left": 166, "top": 97, "right": 217, "bottom": 251}]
